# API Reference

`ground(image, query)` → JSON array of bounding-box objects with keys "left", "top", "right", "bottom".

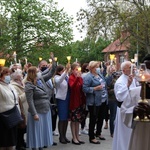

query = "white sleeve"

[{"left": 121, "top": 86, "right": 141, "bottom": 128}]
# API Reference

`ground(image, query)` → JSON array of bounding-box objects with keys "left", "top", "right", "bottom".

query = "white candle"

[
  {"left": 13, "top": 51, "right": 17, "bottom": 63},
  {"left": 25, "top": 58, "right": 27, "bottom": 64},
  {"left": 111, "top": 60, "right": 113, "bottom": 66},
  {"left": 76, "top": 58, "right": 78, "bottom": 62},
  {"left": 130, "top": 64, "right": 133, "bottom": 75},
  {"left": 101, "top": 62, "right": 103, "bottom": 68},
  {"left": 19, "top": 59, "right": 21, "bottom": 64}
]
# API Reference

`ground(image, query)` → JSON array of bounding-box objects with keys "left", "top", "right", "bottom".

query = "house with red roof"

[{"left": 102, "top": 30, "right": 130, "bottom": 70}]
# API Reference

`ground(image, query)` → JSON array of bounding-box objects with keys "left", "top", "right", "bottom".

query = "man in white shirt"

[{"left": 112, "top": 61, "right": 138, "bottom": 150}]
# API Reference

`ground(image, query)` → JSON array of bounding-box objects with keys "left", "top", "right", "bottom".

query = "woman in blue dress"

[{"left": 25, "top": 61, "right": 56, "bottom": 150}]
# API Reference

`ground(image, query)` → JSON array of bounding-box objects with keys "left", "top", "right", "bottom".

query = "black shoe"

[
  {"left": 21, "top": 142, "right": 26, "bottom": 148},
  {"left": 96, "top": 134, "right": 106, "bottom": 140},
  {"left": 43, "top": 146, "right": 47, "bottom": 148},
  {"left": 78, "top": 140, "right": 85, "bottom": 144},
  {"left": 90, "top": 139, "right": 100, "bottom": 144},
  {"left": 98, "top": 136, "right": 106, "bottom": 140},
  {"left": 60, "top": 140, "right": 67, "bottom": 144},
  {"left": 72, "top": 139, "right": 80, "bottom": 145},
  {"left": 59, "top": 138, "right": 67, "bottom": 144},
  {"left": 65, "top": 138, "right": 70, "bottom": 143},
  {"left": 52, "top": 142, "right": 57, "bottom": 146},
  {"left": 16, "top": 147, "right": 26, "bottom": 150}
]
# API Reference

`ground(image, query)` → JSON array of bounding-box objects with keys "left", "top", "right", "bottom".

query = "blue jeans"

[{"left": 108, "top": 101, "right": 117, "bottom": 135}]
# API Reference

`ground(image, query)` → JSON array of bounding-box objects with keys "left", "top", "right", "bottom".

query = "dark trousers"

[
  {"left": 104, "top": 104, "right": 109, "bottom": 122},
  {"left": 16, "top": 127, "right": 26, "bottom": 149},
  {"left": 50, "top": 96, "right": 57, "bottom": 131},
  {"left": 80, "top": 110, "right": 88, "bottom": 129},
  {"left": 108, "top": 101, "right": 117, "bottom": 135},
  {"left": 95, "top": 101, "right": 107, "bottom": 136},
  {"left": 88, "top": 105, "right": 100, "bottom": 140},
  {"left": 52, "top": 111, "right": 57, "bottom": 131}
]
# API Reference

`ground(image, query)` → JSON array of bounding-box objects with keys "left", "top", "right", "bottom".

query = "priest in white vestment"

[{"left": 112, "top": 61, "right": 138, "bottom": 150}]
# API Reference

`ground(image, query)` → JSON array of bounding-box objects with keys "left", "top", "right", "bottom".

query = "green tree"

[
  {"left": 77, "top": 0, "right": 150, "bottom": 61},
  {"left": 65, "top": 37, "right": 110, "bottom": 64},
  {"left": 0, "top": 0, "right": 73, "bottom": 65}
]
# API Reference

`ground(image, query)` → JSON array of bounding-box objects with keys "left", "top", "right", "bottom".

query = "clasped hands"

[{"left": 133, "top": 102, "right": 150, "bottom": 120}]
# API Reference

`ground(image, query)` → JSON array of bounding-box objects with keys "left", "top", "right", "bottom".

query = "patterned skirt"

[{"left": 70, "top": 105, "right": 86, "bottom": 122}]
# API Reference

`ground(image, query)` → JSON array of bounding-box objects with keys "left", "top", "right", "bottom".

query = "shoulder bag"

[{"left": 0, "top": 89, "right": 23, "bottom": 128}]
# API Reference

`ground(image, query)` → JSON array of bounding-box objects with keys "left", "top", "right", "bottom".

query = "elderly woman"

[
  {"left": 10, "top": 69, "right": 28, "bottom": 149},
  {"left": 83, "top": 61, "right": 111, "bottom": 144},
  {"left": 0, "top": 67, "right": 20, "bottom": 150}
]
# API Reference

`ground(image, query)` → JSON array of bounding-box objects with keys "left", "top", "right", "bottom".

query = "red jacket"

[{"left": 68, "top": 74, "right": 86, "bottom": 110}]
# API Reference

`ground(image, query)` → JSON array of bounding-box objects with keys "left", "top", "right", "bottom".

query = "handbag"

[
  {"left": 18, "top": 112, "right": 26, "bottom": 129},
  {"left": 18, "top": 99, "right": 26, "bottom": 129},
  {"left": 0, "top": 89, "right": 23, "bottom": 128},
  {"left": 50, "top": 104, "right": 57, "bottom": 117}
]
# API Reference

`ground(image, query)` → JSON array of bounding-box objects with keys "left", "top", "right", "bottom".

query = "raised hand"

[
  {"left": 50, "top": 52, "right": 54, "bottom": 60},
  {"left": 66, "top": 63, "right": 70, "bottom": 72}
]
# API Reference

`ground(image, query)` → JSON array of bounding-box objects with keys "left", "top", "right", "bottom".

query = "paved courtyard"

[{"left": 48, "top": 119, "right": 113, "bottom": 150}]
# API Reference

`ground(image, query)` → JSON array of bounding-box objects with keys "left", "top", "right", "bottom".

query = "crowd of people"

[{"left": 0, "top": 52, "right": 150, "bottom": 150}]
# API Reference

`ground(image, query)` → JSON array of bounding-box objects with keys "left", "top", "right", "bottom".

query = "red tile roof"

[{"left": 102, "top": 38, "right": 130, "bottom": 53}]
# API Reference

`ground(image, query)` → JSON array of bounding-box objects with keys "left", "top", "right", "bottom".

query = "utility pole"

[{"left": 136, "top": 22, "right": 139, "bottom": 68}]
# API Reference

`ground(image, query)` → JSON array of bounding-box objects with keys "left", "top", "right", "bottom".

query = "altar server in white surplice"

[
  {"left": 112, "top": 61, "right": 138, "bottom": 150},
  {"left": 120, "top": 55, "right": 150, "bottom": 150}
]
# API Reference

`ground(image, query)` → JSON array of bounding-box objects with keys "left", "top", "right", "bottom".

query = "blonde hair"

[{"left": 89, "top": 61, "right": 99, "bottom": 69}]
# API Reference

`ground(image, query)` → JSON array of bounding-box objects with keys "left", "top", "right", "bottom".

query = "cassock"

[{"left": 112, "top": 74, "right": 137, "bottom": 150}]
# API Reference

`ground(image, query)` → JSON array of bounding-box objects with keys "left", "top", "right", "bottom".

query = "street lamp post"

[{"left": 136, "top": 22, "right": 139, "bottom": 68}]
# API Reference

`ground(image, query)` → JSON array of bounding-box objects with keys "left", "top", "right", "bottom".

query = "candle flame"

[
  {"left": 49, "top": 59, "right": 52, "bottom": 63},
  {"left": 78, "top": 67, "right": 81, "bottom": 72},
  {"left": 13, "top": 51, "right": 16, "bottom": 55},
  {"left": 67, "top": 56, "right": 71, "bottom": 61},
  {"left": 54, "top": 57, "right": 57, "bottom": 61},
  {"left": 141, "top": 75, "right": 145, "bottom": 81}
]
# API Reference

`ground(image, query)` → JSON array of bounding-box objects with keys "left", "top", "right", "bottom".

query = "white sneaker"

[
  {"left": 53, "top": 131, "right": 59, "bottom": 136},
  {"left": 79, "top": 131, "right": 81, "bottom": 136},
  {"left": 80, "top": 129, "right": 88, "bottom": 135}
]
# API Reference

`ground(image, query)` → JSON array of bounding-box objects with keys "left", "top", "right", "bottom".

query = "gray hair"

[
  {"left": 120, "top": 61, "right": 131, "bottom": 70},
  {"left": 11, "top": 69, "right": 23, "bottom": 80}
]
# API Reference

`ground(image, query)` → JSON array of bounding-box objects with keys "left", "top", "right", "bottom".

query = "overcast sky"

[{"left": 55, "top": 0, "right": 87, "bottom": 41}]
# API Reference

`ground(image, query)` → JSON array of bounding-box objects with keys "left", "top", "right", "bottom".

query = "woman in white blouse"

[{"left": 54, "top": 63, "right": 70, "bottom": 144}]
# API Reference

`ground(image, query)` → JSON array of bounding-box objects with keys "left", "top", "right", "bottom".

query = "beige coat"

[{"left": 10, "top": 80, "right": 28, "bottom": 119}]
